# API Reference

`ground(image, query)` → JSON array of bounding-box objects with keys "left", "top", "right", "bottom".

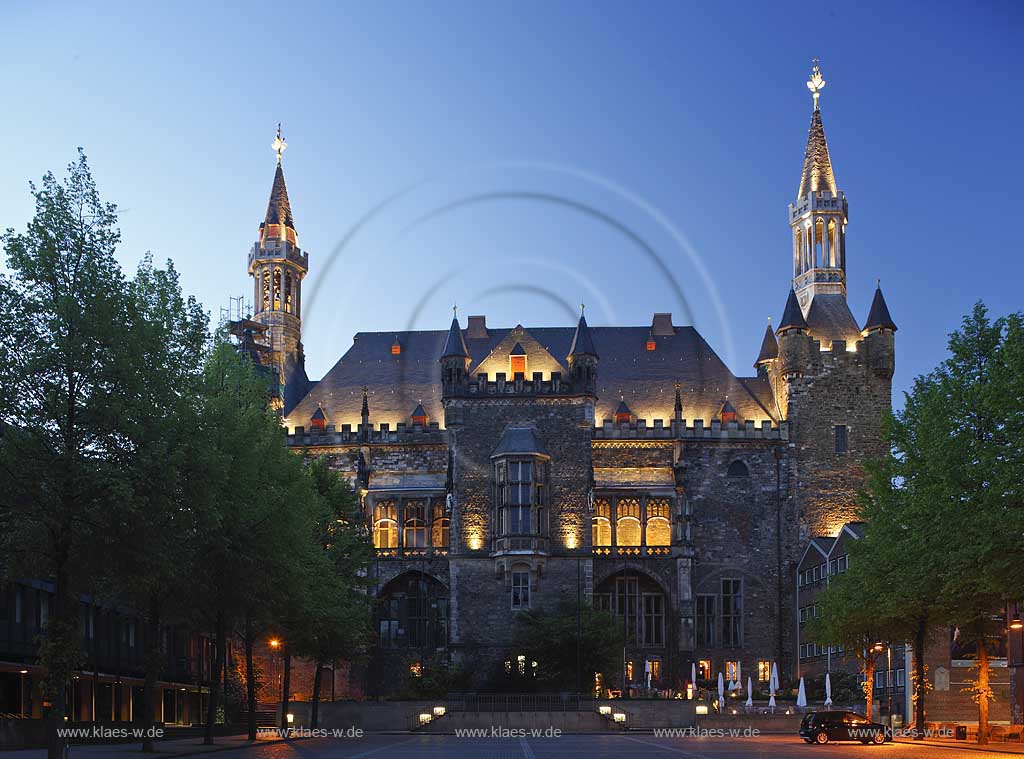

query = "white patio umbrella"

[
  {"left": 717, "top": 671, "right": 725, "bottom": 712},
  {"left": 691, "top": 661, "right": 697, "bottom": 692},
  {"left": 768, "top": 664, "right": 777, "bottom": 711},
  {"left": 745, "top": 676, "right": 753, "bottom": 709},
  {"left": 736, "top": 662, "right": 742, "bottom": 691},
  {"left": 824, "top": 673, "right": 833, "bottom": 707},
  {"left": 770, "top": 662, "right": 779, "bottom": 691}
]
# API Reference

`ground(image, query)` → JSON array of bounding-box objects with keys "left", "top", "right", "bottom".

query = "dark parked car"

[{"left": 799, "top": 710, "right": 890, "bottom": 745}]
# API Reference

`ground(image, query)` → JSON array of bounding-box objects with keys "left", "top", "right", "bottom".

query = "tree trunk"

[
  {"left": 203, "top": 609, "right": 225, "bottom": 745},
  {"left": 244, "top": 614, "right": 257, "bottom": 741},
  {"left": 864, "top": 655, "right": 875, "bottom": 720},
  {"left": 45, "top": 559, "right": 72, "bottom": 759},
  {"left": 279, "top": 647, "right": 291, "bottom": 731},
  {"left": 311, "top": 660, "right": 323, "bottom": 729},
  {"left": 142, "top": 596, "right": 161, "bottom": 752},
  {"left": 978, "top": 637, "right": 990, "bottom": 744},
  {"left": 914, "top": 620, "right": 927, "bottom": 740}
]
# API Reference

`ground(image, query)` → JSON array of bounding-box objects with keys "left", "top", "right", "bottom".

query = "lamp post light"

[
  {"left": 872, "top": 641, "right": 893, "bottom": 725},
  {"left": 1009, "top": 601, "right": 1024, "bottom": 729}
]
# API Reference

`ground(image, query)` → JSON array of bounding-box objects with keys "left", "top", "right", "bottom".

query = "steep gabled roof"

[
  {"left": 805, "top": 294, "right": 862, "bottom": 346},
  {"left": 863, "top": 285, "right": 898, "bottom": 332}
]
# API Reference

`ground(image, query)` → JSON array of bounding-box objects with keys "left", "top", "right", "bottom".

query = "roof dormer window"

[
  {"left": 509, "top": 343, "right": 527, "bottom": 377},
  {"left": 391, "top": 336, "right": 401, "bottom": 355},
  {"left": 310, "top": 406, "right": 327, "bottom": 432},
  {"left": 411, "top": 403, "right": 428, "bottom": 427}
]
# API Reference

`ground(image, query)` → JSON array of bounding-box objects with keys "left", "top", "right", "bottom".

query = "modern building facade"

[{"left": 241, "top": 65, "right": 896, "bottom": 696}]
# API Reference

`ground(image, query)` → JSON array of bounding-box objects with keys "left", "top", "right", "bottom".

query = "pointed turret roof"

[
  {"left": 411, "top": 403, "right": 427, "bottom": 419},
  {"left": 863, "top": 284, "right": 898, "bottom": 332},
  {"left": 719, "top": 399, "right": 737, "bottom": 417},
  {"left": 568, "top": 312, "right": 598, "bottom": 358},
  {"left": 778, "top": 289, "right": 809, "bottom": 333},
  {"left": 755, "top": 322, "right": 779, "bottom": 366},
  {"left": 797, "top": 109, "right": 838, "bottom": 198},
  {"left": 440, "top": 315, "right": 470, "bottom": 358},
  {"left": 311, "top": 406, "right": 327, "bottom": 421},
  {"left": 615, "top": 399, "right": 632, "bottom": 417},
  {"left": 264, "top": 163, "right": 296, "bottom": 231}
]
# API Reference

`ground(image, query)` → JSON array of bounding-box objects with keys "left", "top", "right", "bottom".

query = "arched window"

[
  {"left": 272, "top": 267, "right": 282, "bottom": 310},
  {"left": 645, "top": 498, "right": 671, "bottom": 546},
  {"left": 592, "top": 499, "right": 611, "bottom": 547},
  {"left": 814, "top": 218, "right": 825, "bottom": 268},
  {"left": 431, "top": 501, "right": 449, "bottom": 548},
  {"left": 794, "top": 229, "right": 803, "bottom": 274},
  {"left": 616, "top": 498, "right": 641, "bottom": 546},
  {"left": 403, "top": 500, "right": 427, "bottom": 548},
  {"left": 372, "top": 500, "right": 398, "bottom": 549},
  {"left": 828, "top": 219, "right": 838, "bottom": 267},
  {"left": 377, "top": 572, "right": 448, "bottom": 650},
  {"left": 261, "top": 267, "right": 270, "bottom": 313},
  {"left": 727, "top": 460, "right": 750, "bottom": 478},
  {"left": 284, "top": 270, "right": 293, "bottom": 313}
]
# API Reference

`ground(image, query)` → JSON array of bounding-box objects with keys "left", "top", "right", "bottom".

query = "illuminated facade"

[{"left": 240, "top": 66, "right": 895, "bottom": 693}]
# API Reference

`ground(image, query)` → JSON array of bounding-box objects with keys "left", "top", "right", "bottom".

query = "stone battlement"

[
  {"left": 452, "top": 371, "right": 575, "bottom": 397},
  {"left": 593, "top": 418, "right": 788, "bottom": 441},
  {"left": 287, "top": 422, "right": 447, "bottom": 447}
]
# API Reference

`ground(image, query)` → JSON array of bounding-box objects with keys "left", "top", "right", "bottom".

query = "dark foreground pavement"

[{"left": 114, "top": 733, "right": 1024, "bottom": 759}]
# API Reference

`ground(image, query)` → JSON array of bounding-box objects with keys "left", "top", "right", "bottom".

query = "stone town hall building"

[{"left": 240, "top": 66, "right": 896, "bottom": 695}]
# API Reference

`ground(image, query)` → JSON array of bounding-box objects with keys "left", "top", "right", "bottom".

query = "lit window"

[
  {"left": 758, "top": 660, "right": 771, "bottom": 682},
  {"left": 626, "top": 661, "right": 634, "bottom": 682},
  {"left": 403, "top": 500, "right": 427, "bottom": 548},
  {"left": 430, "top": 501, "right": 449, "bottom": 548},
  {"left": 726, "top": 660, "right": 739, "bottom": 682},
  {"left": 310, "top": 409, "right": 327, "bottom": 431},
  {"left": 511, "top": 570, "right": 530, "bottom": 610},
  {"left": 648, "top": 659, "right": 661, "bottom": 683},
  {"left": 391, "top": 338, "right": 401, "bottom": 355},
  {"left": 645, "top": 498, "right": 671, "bottom": 546},
  {"left": 616, "top": 498, "right": 641, "bottom": 546},
  {"left": 409, "top": 661, "right": 423, "bottom": 677},
  {"left": 510, "top": 355, "right": 527, "bottom": 376},
  {"left": 698, "top": 659, "right": 712, "bottom": 680},
  {"left": 835, "top": 425, "right": 848, "bottom": 454},
  {"left": 592, "top": 499, "right": 611, "bottom": 546},
  {"left": 372, "top": 501, "right": 398, "bottom": 549},
  {"left": 646, "top": 338, "right": 656, "bottom": 351}
]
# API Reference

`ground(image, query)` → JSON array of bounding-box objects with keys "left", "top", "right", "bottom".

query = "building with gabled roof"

[{"left": 236, "top": 65, "right": 896, "bottom": 696}]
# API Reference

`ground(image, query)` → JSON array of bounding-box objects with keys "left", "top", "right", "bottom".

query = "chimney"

[
  {"left": 651, "top": 313, "right": 675, "bottom": 336},
  {"left": 467, "top": 315, "right": 488, "bottom": 339}
]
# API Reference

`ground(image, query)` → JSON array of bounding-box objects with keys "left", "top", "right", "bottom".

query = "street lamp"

[{"left": 872, "top": 641, "right": 893, "bottom": 725}]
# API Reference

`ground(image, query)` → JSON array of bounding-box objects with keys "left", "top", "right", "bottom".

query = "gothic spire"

[
  {"left": 568, "top": 306, "right": 598, "bottom": 358},
  {"left": 797, "top": 62, "right": 838, "bottom": 198},
  {"left": 778, "top": 289, "right": 809, "bottom": 333},
  {"left": 863, "top": 282, "right": 898, "bottom": 332},
  {"left": 440, "top": 311, "right": 470, "bottom": 359},
  {"left": 755, "top": 320, "right": 779, "bottom": 366},
  {"left": 263, "top": 125, "right": 296, "bottom": 237}
]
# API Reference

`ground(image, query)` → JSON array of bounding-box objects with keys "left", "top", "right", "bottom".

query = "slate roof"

[
  {"left": 441, "top": 316, "right": 470, "bottom": 358},
  {"left": 805, "top": 294, "right": 862, "bottom": 346},
  {"left": 778, "top": 289, "right": 808, "bottom": 333},
  {"left": 286, "top": 322, "right": 779, "bottom": 432},
  {"left": 568, "top": 313, "right": 598, "bottom": 357},
  {"left": 263, "top": 164, "right": 295, "bottom": 230},
  {"left": 492, "top": 427, "right": 549, "bottom": 458},
  {"left": 798, "top": 109, "right": 838, "bottom": 198},
  {"left": 754, "top": 323, "right": 778, "bottom": 366},
  {"left": 863, "top": 286, "right": 897, "bottom": 332}
]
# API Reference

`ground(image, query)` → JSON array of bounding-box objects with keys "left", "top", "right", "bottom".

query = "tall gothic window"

[
  {"left": 272, "top": 267, "right": 282, "bottom": 310},
  {"left": 284, "top": 270, "right": 293, "bottom": 313},
  {"left": 696, "top": 594, "right": 716, "bottom": 646},
  {"left": 511, "top": 568, "right": 530, "bottom": 610},
  {"left": 372, "top": 501, "right": 398, "bottom": 549},
  {"left": 645, "top": 498, "right": 671, "bottom": 546},
  {"left": 721, "top": 578, "right": 743, "bottom": 646},
  {"left": 643, "top": 594, "right": 665, "bottom": 645},
  {"left": 828, "top": 219, "right": 838, "bottom": 267},
  {"left": 592, "top": 499, "right": 611, "bottom": 547},
  {"left": 496, "top": 458, "right": 547, "bottom": 537},
  {"left": 403, "top": 500, "right": 427, "bottom": 548},
  {"left": 431, "top": 501, "right": 449, "bottom": 548},
  {"left": 814, "top": 218, "right": 825, "bottom": 268},
  {"left": 616, "top": 498, "right": 641, "bottom": 546},
  {"left": 261, "top": 268, "right": 270, "bottom": 312}
]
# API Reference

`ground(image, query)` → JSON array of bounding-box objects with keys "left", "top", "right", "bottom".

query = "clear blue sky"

[{"left": 3, "top": 1, "right": 1021, "bottom": 405}]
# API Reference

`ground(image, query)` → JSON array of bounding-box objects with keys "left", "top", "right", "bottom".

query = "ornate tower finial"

[
  {"left": 806, "top": 60, "right": 826, "bottom": 111},
  {"left": 580, "top": 301, "right": 586, "bottom": 316},
  {"left": 272, "top": 123, "right": 287, "bottom": 165},
  {"left": 453, "top": 303, "right": 458, "bottom": 318}
]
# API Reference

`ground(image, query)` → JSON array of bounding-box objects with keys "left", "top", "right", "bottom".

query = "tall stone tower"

[
  {"left": 765, "top": 64, "right": 896, "bottom": 539},
  {"left": 248, "top": 126, "right": 310, "bottom": 413}
]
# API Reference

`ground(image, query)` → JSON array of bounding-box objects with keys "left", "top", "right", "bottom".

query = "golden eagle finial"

[
  {"left": 806, "top": 60, "right": 826, "bottom": 111},
  {"left": 272, "top": 123, "right": 287, "bottom": 165}
]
